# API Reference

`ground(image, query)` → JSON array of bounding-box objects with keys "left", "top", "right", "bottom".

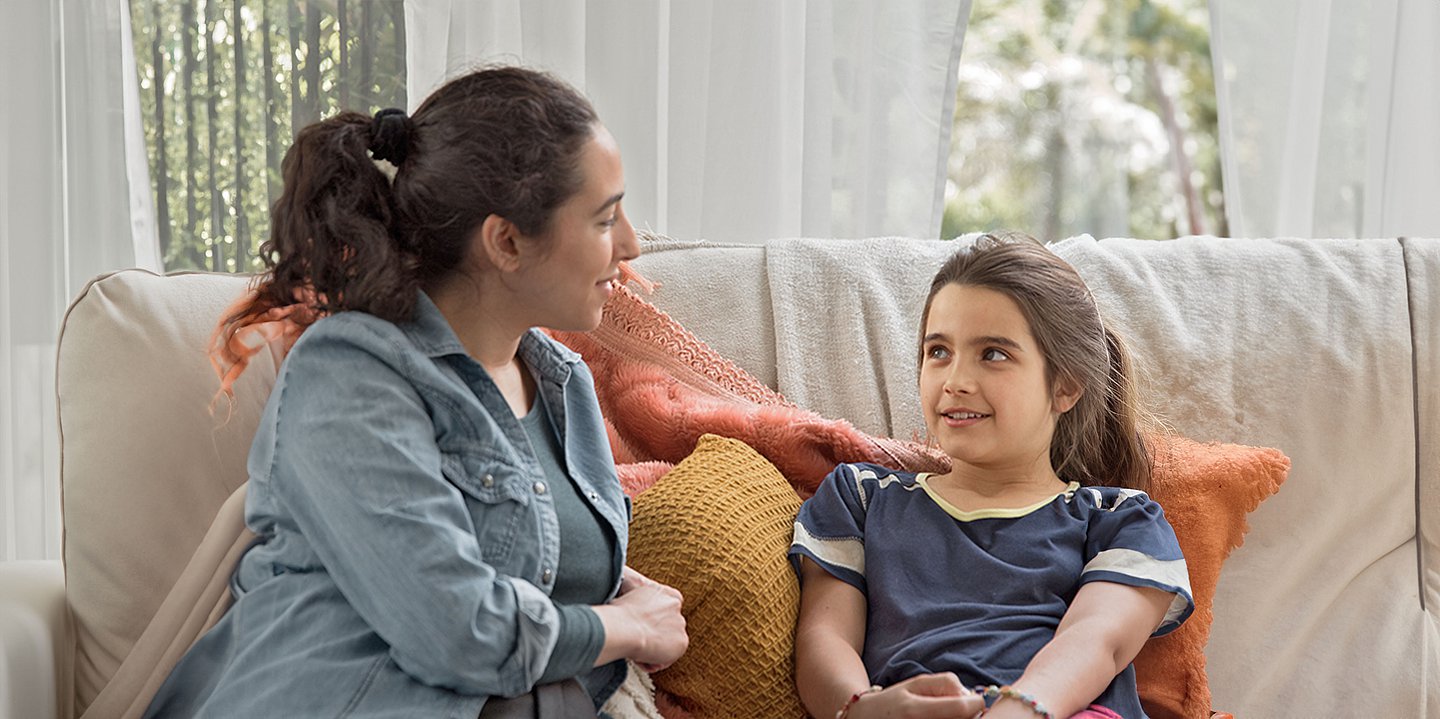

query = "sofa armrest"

[{"left": 0, "top": 560, "right": 71, "bottom": 719}]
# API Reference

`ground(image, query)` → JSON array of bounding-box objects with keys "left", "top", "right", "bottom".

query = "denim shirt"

[{"left": 145, "top": 292, "right": 630, "bottom": 718}]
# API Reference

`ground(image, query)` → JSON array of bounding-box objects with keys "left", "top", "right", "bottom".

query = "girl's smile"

[{"left": 937, "top": 407, "right": 991, "bottom": 427}]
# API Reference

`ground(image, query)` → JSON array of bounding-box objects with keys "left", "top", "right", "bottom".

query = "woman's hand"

[
  {"left": 592, "top": 566, "right": 688, "bottom": 671},
  {"left": 847, "top": 674, "right": 984, "bottom": 719}
]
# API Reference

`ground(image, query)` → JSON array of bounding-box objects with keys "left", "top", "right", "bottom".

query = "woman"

[{"left": 146, "top": 66, "right": 687, "bottom": 718}]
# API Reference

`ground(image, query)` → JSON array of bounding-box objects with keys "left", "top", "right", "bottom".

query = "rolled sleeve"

[{"left": 538, "top": 604, "right": 604, "bottom": 685}]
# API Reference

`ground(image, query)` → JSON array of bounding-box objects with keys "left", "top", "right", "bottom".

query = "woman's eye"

[
  {"left": 982, "top": 348, "right": 1010, "bottom": 362},
  {"left": 600, "top": 217, "right": 618, "bottom": 229}
]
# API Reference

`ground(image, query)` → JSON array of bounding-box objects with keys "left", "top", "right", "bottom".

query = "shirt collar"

[{"left": 400, "top": 291, "right": 583, "bottom": 377}]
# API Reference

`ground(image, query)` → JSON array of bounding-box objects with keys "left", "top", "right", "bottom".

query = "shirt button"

[
  {"left": 481, "top": 475, "right": 495, "bottom": 488},
  {"left": 533, "top": 481, "right": 547, "bottom": 495},
  {"left": 587, "top": 491, "right": 598, "bottom": 502},
  {"left": 541, "top": 568, "right": 553, "bottom": 584}
]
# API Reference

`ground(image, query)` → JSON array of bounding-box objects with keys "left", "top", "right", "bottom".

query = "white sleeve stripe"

[
  {"left": 1106, "top": 488, "right": 1148, "bottom": 510},
  {"left": 1082, "top": 486, "right": 1149, "bottom": 511},
  {"left": 852, "top": 465, "right": 872, "bottom": 511},
  {"left": 1082, "top": 548, "right": 1192, "bottom": 623},
  {"left": 792, "top": 521, "right": 865, "bottom": 576},
  {"left": 1163, "top": 588, "right": 1191, "bottom": 627}
]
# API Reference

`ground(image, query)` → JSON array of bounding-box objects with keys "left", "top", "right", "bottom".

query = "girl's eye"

[
  {"left": 925, "top": 345, "right": 950, "bottom": 361},
  {"left": 981, "top": 347, "right": 1010, "bottom": 362}
]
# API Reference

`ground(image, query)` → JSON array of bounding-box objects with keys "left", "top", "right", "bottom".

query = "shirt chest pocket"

[{"left": 439, "top": 451, "right": 537, "bottom": 567}]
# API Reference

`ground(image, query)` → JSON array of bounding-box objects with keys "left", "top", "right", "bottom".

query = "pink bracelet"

[
  {"left": 975, "top": 685, "right": 1054, "bottom": 719},
  {"left": 835, "top": 685, "right": 883, "bottom": 719}
]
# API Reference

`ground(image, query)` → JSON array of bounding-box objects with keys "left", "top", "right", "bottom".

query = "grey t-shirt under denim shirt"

[
  {"left": 521, "top": 386, "right": 619, "bottom": 695},
  {"left": 145, "top": 291, "right": 630, "bottom": 718}
]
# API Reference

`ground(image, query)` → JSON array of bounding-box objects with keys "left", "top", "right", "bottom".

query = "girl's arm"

[
  {"left": 795, "top": 557, "right": 870, "bottom": 716},
  {"left": 987, "top": 581, "right": 1173, "bottom": 719},
  {"left": 795, "top": 558, "right": 982, "bottom": 719}
]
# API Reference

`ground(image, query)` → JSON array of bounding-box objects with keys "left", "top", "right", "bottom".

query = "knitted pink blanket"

[{"left": 549, "top": 284, "right": 947, "bottom": 500}]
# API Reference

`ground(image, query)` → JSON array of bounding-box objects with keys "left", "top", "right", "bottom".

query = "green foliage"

[
  {"left": 129, "top": 0, "right": 407, "bottom": 273},
  {"left": 943, "top": 0, "right": 1223, "bottom": 241}
]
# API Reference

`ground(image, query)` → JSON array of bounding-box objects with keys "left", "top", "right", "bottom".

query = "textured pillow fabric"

[{"left": 626, "top": 434, "right": 807, "bottom": 719}]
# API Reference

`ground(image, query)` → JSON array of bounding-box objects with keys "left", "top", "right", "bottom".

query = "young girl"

[
  {"left": 790, "top": 233, "right": 1192, "bottom": 719},
  {"left": 144, "top": 66, "right": 687, "bottom": 719}
]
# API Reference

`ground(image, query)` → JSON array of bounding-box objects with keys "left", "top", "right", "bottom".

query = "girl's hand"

[
  {"left": 593, "top": 566, "right": 688, "bottom": 671},
  {"left": 847, "top": 673, "right": 984, "bottom": 719}
]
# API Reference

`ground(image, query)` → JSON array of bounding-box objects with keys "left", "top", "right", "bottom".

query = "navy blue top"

[{"left": 790, "top": 463, "right": 1193, "bottom": 719}]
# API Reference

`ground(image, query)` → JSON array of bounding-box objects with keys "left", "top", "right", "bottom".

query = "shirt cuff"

[{"left": 538, "top": 604, "right": 605, "bottom": 685}]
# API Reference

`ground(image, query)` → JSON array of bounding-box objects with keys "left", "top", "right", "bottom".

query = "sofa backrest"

[{"left": 56, "top": 237, "right": 1439, "bottom": 718}]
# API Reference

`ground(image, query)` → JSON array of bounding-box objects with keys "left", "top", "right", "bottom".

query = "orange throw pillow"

[{"left": 1136, "top": 435, "right": 1289, "bottom": 719}]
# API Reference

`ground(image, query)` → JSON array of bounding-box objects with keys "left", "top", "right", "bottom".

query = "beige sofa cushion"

[{"left": 57, "top": 271, "right": 267, "bottom": 714}]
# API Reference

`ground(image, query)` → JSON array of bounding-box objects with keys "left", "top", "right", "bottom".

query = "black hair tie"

[{"left": 369, "top": 108, "right": 413, "bottom": 165}]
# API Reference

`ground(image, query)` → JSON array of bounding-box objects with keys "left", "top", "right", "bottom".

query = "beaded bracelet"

[
  {"left": 835, "top": 684, "right": 883, "bottom": 719},
  {"left": 975, "top": 685, "right": 1055, "bottom": 719}
]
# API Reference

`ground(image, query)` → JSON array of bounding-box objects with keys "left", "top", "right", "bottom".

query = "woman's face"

[{"left": 514, "top": 124, "right": 640, "bottom": 332}]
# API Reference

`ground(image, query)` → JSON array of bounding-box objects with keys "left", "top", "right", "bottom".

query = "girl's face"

[
  {"left": 919, "top": 284, "right": 1079, "bottom": 477},
  {"left": 513, "top": 125, "right": 639, "bottom": 332}
]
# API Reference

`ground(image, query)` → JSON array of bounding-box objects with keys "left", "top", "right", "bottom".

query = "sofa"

[{"left": 1, "top": 234, "right": 1436, "bottom": 719}]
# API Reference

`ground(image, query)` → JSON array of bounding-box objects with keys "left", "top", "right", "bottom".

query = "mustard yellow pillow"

[{"left": 626, "top": 434, "right": 806, "bottom": 719}]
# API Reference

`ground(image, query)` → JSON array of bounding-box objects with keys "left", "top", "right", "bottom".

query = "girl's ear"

[
  {"left": 476, "top": 214, "right": 524, "bottom": 273},
  {"left": 1053, "top": 377, "right": 1083, "bottom": 414}
]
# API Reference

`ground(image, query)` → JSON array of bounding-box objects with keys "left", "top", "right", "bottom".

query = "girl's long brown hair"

[{"left": 919, "top": 233, "right": 1152, "bottom": 491}]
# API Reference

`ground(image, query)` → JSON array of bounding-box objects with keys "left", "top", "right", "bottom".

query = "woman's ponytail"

[
  {"left": 210, "top": 66, "right": 604, "bottom": 403},
  {"left": 210, "top": 110, "right": 419, "bottom": 400}
]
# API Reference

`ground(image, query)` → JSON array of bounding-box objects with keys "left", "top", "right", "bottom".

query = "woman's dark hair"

[
  {"left": 919, "top": 232, "right": 1152, "bottom": 491},
  {"left": 216, "top": 65, "right": 599, "bottom": 349}
]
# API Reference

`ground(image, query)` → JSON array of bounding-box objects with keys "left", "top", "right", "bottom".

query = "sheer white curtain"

[
  {"left": 1210, "top": 0, "right": 1440, "bottom": 238},
  {"left": 404, "top": 0, "right": 972, "bottom": 242},
  {"left": 0, "top": 0, "right": 159, "bottom": 561}
]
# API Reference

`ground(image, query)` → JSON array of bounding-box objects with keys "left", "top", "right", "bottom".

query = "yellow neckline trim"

[{"left": 916, "top": 475, "right": 1080, "bottom": 521}]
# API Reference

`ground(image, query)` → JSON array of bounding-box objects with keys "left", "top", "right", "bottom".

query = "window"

[
  {"left": 944, "top": 0, "right": 1222, "bottom": 241},
  {"left": 129, "top": 0, "right": 407, "bottom": 273},
  {"left": 130, "top": 1, "right": 1219, "bottom": 262}
]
